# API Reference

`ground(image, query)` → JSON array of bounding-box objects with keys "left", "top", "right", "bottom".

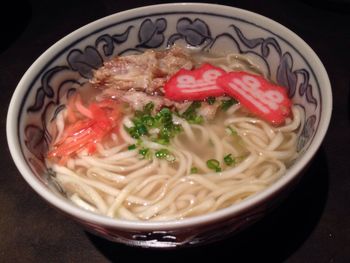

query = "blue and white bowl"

[{"left": 7, "top": 3, "right": 332, "bottom": 248}]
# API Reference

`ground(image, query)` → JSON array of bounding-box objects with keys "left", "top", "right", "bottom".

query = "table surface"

[{"left": 1, "top": 0, "right": 349, "bottom": 262}]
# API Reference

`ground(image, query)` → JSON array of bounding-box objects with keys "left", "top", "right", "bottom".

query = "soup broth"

[{"left": 46, "top": 46, "right": 300, "bottom": 221}]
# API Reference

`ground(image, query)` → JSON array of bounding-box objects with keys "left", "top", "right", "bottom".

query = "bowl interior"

[{"left": 7, "top": 3, "right": 331, "bottom": 230}]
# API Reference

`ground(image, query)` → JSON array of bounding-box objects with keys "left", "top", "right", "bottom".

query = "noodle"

[{"left": 46, "top": 49, "right": 301, "bottom": 221}]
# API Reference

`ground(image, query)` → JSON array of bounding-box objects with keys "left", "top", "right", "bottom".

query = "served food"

[{"left": 46, "top": 46, "right": 301, "bottom": 221}]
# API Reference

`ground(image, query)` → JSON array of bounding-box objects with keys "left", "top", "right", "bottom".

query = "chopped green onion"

[
  {"left": 139, "top": 148, "right": 151, "bottom": 159},
  {"left": 155, "top": 149, "right": 168, "bottom": 158},
  {"left": 141, "top": 115, "right": 155, "bottom": 127},
  {"left": 181, "top": 101, "right": 203, "bottom": 124},
  {"left": 155, "top": 149, "right": 175, "bottom": 161},
  {"left": 154, "top": 107, "right": 172, "bottom": 127},
  {"left": 159, "top": 107, "right": 171, "bottom": 116},
  {"left": 155, "top": 137, "right": 169, "bottom": 145},
  {"left": 139, "top": 148, "right": 148, "bottom": 156},
  {"left": 191, "top": 115, "right": 204, "bottom": 124},
  {"left": 128, "top": 144, "right": 136, "bottom": 150},
  {"left": 157, "top": 108, "right": 172, "bottom": 123},
  {"left": 190, "top": 167, "right": 199, "bottom": 174},
  {"left": 226, "top": 126, "right": 238, "bottom": 136},
  {"left": 207, "top": 97, "right": 216, "bottom": 105},
  {"left": 135, "top": 123, "right": 148, "bottom": 136},
  {"left": 224, "top": 154, "right": 235, "bottom": 166},
  {"left": 136, "top": 138, "right": 143, "bottom": 146},
  {"left": 124, "top": 126, "right": 140, "bottom": 139},
  {"left": 144, "top": 102, "right": 154, "bottom": 115},
  {"left": 128, "top": 105, "right": 183, "bottom": 146},
  {"left": 220, "top": 98, "right": 237, "bottom": 111},
  {"left": 206, "top": 159, "right": 221, "bottom": 172},
  {"left": 184, "top": 101, "right": 201, "bottom": 114},
  {"left": 172, "top": 124, "right": 182, "bottom": 134}
]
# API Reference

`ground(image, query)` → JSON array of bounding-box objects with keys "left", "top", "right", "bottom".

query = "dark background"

[{"left": 1, "top": 0, "right": 349, "bottom": 262}]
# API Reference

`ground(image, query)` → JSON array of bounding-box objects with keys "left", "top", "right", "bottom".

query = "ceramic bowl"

[{"left": 7, "top": 3, "right": 332, "bottom": 248}]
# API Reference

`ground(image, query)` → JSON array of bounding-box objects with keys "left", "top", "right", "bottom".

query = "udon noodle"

[{"left": 46, "top": 47, "right": 301, "bottom": 221}]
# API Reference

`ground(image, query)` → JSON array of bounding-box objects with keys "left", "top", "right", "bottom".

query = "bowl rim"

[{"left": 7, "top": 2, "right": 332, "bottom": 230}]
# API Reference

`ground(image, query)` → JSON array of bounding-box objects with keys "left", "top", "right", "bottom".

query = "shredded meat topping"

[
  {"left": 97, "top": 89, "right": 192, "bottom": 113},
  {"left": 92, "top": 46, "right": 221, "bottom": 120},
  {"left": 91, "top": 46, "right": 193, "bottom": 94}
]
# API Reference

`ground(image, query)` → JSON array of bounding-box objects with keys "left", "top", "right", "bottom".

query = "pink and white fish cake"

[
  {"left": 164, "top": 64, "right": 225, "bottom": 101},
  {"left": 218, "top": 71, "right": 291, "bottom": 124}
]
